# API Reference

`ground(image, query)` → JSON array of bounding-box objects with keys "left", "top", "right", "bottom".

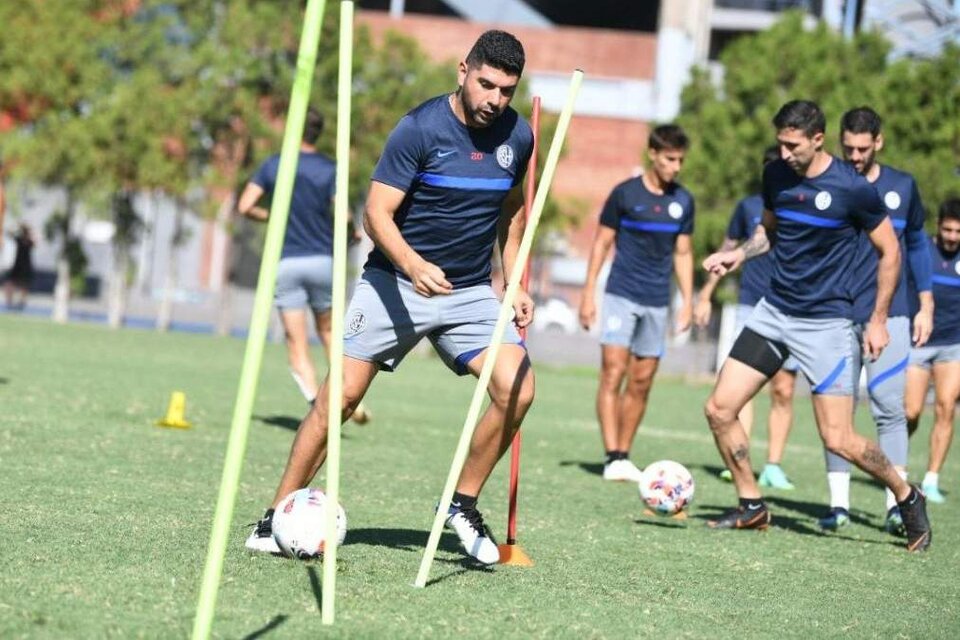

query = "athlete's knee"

[
  {"left": 770, "top": 376, "right": 795, "bottom": 406},
  {"left": 934, "top": 400, "right": 956, "bottom": 426},
  {"left": 704, "top": 394, "right": 739, "bottom": 433},
  {"left": 599, "top": 362, "right": 627, "bottom": 390},
  {"left": 626, "top": 369, "right": 655, "bottom": 396},
  {"left": 820, "top": 427, "right": 854, "bottom": 458}
]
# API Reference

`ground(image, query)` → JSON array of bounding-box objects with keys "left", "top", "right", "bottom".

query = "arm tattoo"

[{"left": 740, "top": 227, "right": 770, "bottom": 260}]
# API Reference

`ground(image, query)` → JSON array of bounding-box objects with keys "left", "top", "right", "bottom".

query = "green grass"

[{"left": 1, "top": 314, "right": 957, "bottom": 639}]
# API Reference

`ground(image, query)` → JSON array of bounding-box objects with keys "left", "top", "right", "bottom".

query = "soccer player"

[
  {"left": 238, "top": 108, "right": 370, "bottom": 423},
  {"left": 695, "top": 146, "right": 798, "bottom": 490},
  {"left": 818, "top": 106, "right": 933, "bottom": 532},
  {"left": 905, "top": 198, "right": 960, "bottom": 503},
  {"left": 578, "top": 125, "right": 694, "bottom": 482},
  {"left": 246, "top": 30, "right": 536, "bottom": 565},
  {"left": 702, "top": 100, "right": 931, "bottom": 551}
]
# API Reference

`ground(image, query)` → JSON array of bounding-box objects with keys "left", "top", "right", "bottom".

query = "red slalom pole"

[{"left": 499, "top": 96, "right": 540, "bottom": 566}]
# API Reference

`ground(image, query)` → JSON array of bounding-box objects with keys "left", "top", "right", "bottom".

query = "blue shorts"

[
  {"left": 274, "top": 255, "right": 333, "bottom": 312},
  {"left": 735, "top": 303, "right": 799, "bottom": 373},
  {"left": 744, "top": 298, "right": 857, "bottom": 396},
  {"left": 599, "top": 293, "right": 667, "bottom": 358},
  {"left": 910, "top": 342, "right": 960, "bottom": 370},
  {"left": 343, "top": 268, "right": 523, "bottom": 375}
]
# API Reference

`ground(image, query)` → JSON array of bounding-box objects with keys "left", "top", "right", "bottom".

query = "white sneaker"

[
  {"left": 603, "top": 459, "right": 644, "bottom": 482},
  {"left": 444, "top": 507, "right": 500, "bottom": 565},
  {"left": 245, "top": 510, "right": 281, "bottom": 554}
]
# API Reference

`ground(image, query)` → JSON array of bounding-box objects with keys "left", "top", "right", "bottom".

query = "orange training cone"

[
  {"left": 157, "top": 391, "right": 192, "bottom": 429},
  {"left": 497, "top": 543, "right": 534, "bottom": 567}
]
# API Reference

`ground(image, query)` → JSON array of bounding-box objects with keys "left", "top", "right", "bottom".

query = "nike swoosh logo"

[
  {"left": 747, "top": 503, "right": 762, "bottom": 510},
  {"left": 437, "top": 150, "right": 456, "bottom": 158},
  {"left": 451, "top": 501, "right": 462, "bottom": 508}
]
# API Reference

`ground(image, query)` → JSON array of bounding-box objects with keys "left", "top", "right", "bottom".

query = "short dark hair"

[
  {"left": 939, "top": 197, "right": 960, "bottom": 224},
  {"left": 763, "top": 145, "right": 780, "bottom": 165},
  {"left": 772, "top": 100, "right": 826, "bottom": 138},
  {"left": 303, "top": 108, "right": 324, "bottom": 144},
  {"left": 648, "top": 124, "right": 689, "bottom": 152},
  {"left": 840, "top": 106, "right": 882, "bottom": 138},
  {"left": 465, "top": 30, "right": 525, "bottom": 77}
]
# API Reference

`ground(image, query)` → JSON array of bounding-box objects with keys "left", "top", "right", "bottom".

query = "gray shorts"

[
  {"left": 343, "top": 268, "right": 523, "bottom": 375},
  {"left": 275, "top": 254, "right": 333, "bottom": 312},
  {"left": 735, "top": 303, "right": 800, "bottom": 373},
  {"left": 599, "top": 293, "right": 667, "bottom": 358},
  {"left": 910, "top": 342, "right": 960, "bottom": 370},
  {"left": 744, "top": 298, "right": 857, "bottom": 396}
]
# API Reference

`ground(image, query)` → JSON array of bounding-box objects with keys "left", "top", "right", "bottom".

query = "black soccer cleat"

[
  {"left": 706, "top": 504, "right": 771, "bottom": 530},
  {"left": 898, "top": 486, "right": 932, "bottom": 552}
]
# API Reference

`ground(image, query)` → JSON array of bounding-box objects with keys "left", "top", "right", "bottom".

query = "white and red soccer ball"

[
  {"left": 638, "top": 460, "right": 695, "bottom": 515},
  {"left": 271, "top": 488, "right": 347, "bottom": 560}
]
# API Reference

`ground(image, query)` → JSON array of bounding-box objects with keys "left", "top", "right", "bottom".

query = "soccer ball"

[
  {"left": 638, "top": 460, "right": 695, "bottom": 515},
  {"left": 271, "top": 488, "right": 347, "bottom": 560}
]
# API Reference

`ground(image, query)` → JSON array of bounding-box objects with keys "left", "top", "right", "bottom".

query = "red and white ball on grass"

[
  {"left": 638, "top": 460, "right": 695, "bottom": 516},
  {"left": 271, "top": 488, "right": 347, "bottom": 560}
]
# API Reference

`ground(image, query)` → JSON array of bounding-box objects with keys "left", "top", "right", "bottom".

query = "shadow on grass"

[
  {"left": 766, "top": 496, "right": 875, "bottom": 526},
  {"left": 689, "top": 463, "right": 729, "bottom": 480},
  {"left": 307, "top": 565, "right": 323, "bottom": 613},
  {"left": 634, "top": 517, "right": 688, "bottom": 529},
  {"left": 0, "top": 377, "right": 8, "bottom": 385},
  {"left": 241, "top": 614, "right": 288, "bottom": 640},
  {"left": 254, "top": 415, "right": 302, "bottom": 431},
  {"left": 558, "top": 460, "right": 604, "bottom": 477}
]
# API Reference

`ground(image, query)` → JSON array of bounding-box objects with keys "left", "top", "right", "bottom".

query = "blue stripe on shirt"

[
  {"left": 932, "top": 274, "right": 960, "bottom": 288},
  {"left": 417, "top": 172, "right": 513, "bottom": 191},
  {"left": 891, "top": 218, "right": 907, "bottom": 230},
  {"left": 621, "top": 220, "right": 682, "bottom": 233},
  {"left": 776, "top": 208, "right": 845, "bottom": 229}
]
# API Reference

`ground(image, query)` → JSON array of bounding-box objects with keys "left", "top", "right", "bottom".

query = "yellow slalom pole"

[
  {"left": 190, "top": 1, "right": 327, "bottom": 638},
  {"left": 413, "top": 69, "right": 584, "bottom": 588},
  {"left": 321, "top": 0, "right": 353, "bottom": 626}
]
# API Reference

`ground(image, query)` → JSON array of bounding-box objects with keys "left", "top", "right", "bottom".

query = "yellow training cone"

[{"left": 157, "top": 391, "right": 192, "bottom": 429}]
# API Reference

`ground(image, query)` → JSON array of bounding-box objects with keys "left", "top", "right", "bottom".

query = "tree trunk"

[
  {"left": 51, "top": 189, "right": 74, "bottom": 324},
  {"left": 213, "top": 195, "right": 234, "bottom": 337},
  {"left": 107, "top": 250, "right": 129, "bottom": 329},
  {"left": 156, "top": 199, "right": 183, "bottom": 332}
]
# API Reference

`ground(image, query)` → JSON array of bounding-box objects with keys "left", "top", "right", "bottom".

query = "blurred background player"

[
  {"left": 3, "top": 222, "right": 36, "bottom": 310},
  {"left": 246, "top": 30, "right": 536, "bottom": 565},
  {"left": 238, "top": 107, "right": 370, "bottom": 423},
  {"left": 578, "top": 125, "right": 695, "bottom": 482},
  {"left": 695, "top": 145, "right": 797, "bottom": 490},
  {"left": 701, "top": 100, "right": 931, "bottom": 552},
  {"left": 818, "top": 106, "right": 933, "bottom": 533},
  {"left": 905, "top": 197, "right": 960, "bottom": 504}
]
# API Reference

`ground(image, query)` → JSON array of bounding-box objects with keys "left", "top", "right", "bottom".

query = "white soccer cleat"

[
  {"left": 444, "top": 507, "right": 500, "bottom": 565},
  {"left": 603, "top": 459, "right": 644, "bottom": 482},
  {"left": 245, "top": 510, "right": 281, "bottom": 554}
]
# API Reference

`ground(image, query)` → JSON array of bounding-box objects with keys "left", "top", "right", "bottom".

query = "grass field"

[{"left": 1, "top": 314, "right": 958, "bottom": 639}]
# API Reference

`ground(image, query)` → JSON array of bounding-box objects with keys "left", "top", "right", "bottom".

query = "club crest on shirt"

[
  {"left": 496, "top": 144, "right": 514, "bottom": 169},
  {"left": 884, "top": 191, "right": 901, "bottom": 210},
  {"left": 668, "top": 202, "right": 683, "bottom": 220},
  {"left": 815, "top": 191, "right": 832, "bottom": 211},
  {"left": 346, "top": 311, "right": 367, "bottom": 337}
]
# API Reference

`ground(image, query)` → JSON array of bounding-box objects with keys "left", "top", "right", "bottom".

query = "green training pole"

[
  {"left": 321, "top": 0, "right": 353, "bottom": 626},
  {"left": 191, "top": 1, "right": 328, "bottom": 638},
  {"left": 414, "top": 69, "right": 584, "bottom": 589}
]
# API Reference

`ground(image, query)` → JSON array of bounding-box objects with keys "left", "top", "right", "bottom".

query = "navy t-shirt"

[
  {"left": 600, "top": 177, "right": 695, "bottom": 307},
  {"left": 920, "top": 236, "right": 960, "bottom": 346},
  {"left": 762, "top": 157, "right": 886, "bottom": 319},
  {"left": 366, "top": 95, "right": 533, "bottom": 288},
  {"left": 251, "top": 151, "right": 335, "bottom": 258},
  {"left": 849, "top": 166, "right": 928, "bottom": 323},
  {"left": 727, "top": 194, "right": 772, "bottom": 306}
]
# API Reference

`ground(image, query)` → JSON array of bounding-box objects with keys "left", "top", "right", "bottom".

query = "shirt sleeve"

[
  {"left": 761, "top": 163, "right": 777, "bottom": 212},
  {"left": 727, "top": 200, "right": 748, "bottom": 240},
  {"left": 905, "top": 179, "right": 932, "bottom": 292},
  {"left": 680, "top": 193, "right": 695, "bottom": 235},
  {"left": 849, "top": 177, "right": 886, "bottom": 231},
  {"left": 512, "top": 126, "right": 535, "bottom": 187},
  {"left": 598, "top": 185, "right": 622, "bottom": 230},
  {"left": 371, "top": 114, "right": 424, "bottom": 193},
  {"left": 250, "top": 157, "right": 276, "bottom": 192}
]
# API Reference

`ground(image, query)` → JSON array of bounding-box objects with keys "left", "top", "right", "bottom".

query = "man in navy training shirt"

[
  {"left": 237, "top": 107, "right": 371, "bottom": 423},
  {"left": 246, "top": 30, "right": 535, "bottom": 566},
  {"left": 702, "top": 100, "right": 931, "bottom": 551},
  {"left": 905, "top": 198, "right": 960, "bottom": 504},
  {"left": 578, "top": 124, "right": 695, "bottom": 483},
  {"left": 695, "top": 146, "right": 798, "bottom": 491},
  {"left": 819, "top": 106, "right": 933, "bottom": 534}
]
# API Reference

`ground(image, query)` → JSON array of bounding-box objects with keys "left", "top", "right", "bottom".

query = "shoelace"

[
  {"left": 248, "top": 516, "right": 272, "bottom": 537},
  {"left": 458, "top": 507, "right": 487, "bottom": 536}
]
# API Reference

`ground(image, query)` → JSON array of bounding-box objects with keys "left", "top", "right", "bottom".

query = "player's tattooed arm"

[
  {"left": 702, "top": 213, "right": 772, "bottom": 277},
  {"left": 741, "top": 209, "right": 777, "bottom": 259}
]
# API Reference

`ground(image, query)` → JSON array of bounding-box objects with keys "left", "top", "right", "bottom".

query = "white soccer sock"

[
  {"left": 886, "top": 469, "right": 908, "bottom": 511},
  {"left": 923, "top": 471, "right": 939, "bottom": 488},
  {"left": 828, "top": 472, "right": 851, "bottom": 510}
]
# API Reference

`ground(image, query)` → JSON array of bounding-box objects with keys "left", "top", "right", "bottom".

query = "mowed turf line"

[{"left": 1, "top": 313, "right": 957, "bottom": 639}]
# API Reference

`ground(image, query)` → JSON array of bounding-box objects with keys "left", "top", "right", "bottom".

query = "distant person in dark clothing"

[{"left": 4, "top": 222, "right": 35, "bottom": 309}]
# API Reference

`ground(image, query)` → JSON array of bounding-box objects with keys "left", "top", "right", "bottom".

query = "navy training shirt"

[
  {"left": 727, "top": 194, "right": 772, "bottom": 306},
  {"left": 762, "top": 157, "right": 886, "bottom": 319},
  {"left": 366, "top": 95, "right": 533, "bottom": 288},
  {"left": 251, "top": 151, "right": 336, "bottom": 258},
  {"left": 920, "top": 236, "right": 960, "bottom": 346},
  {"left": 850, "top": 165, "right": 928, "bottom": 323},
  {"left": 600, "top": 177, "right": 695, "bottom": 307}
]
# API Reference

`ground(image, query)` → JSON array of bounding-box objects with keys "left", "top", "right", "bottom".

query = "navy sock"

[
  {"left": 739, "top": 497, "right": 765, "bottom": 511},
  {"left": 451, "top": 492, "right": 477, "bottom": 511},
  {"left": 605, "top": 450, "right": 627, "bottom": 464}
]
